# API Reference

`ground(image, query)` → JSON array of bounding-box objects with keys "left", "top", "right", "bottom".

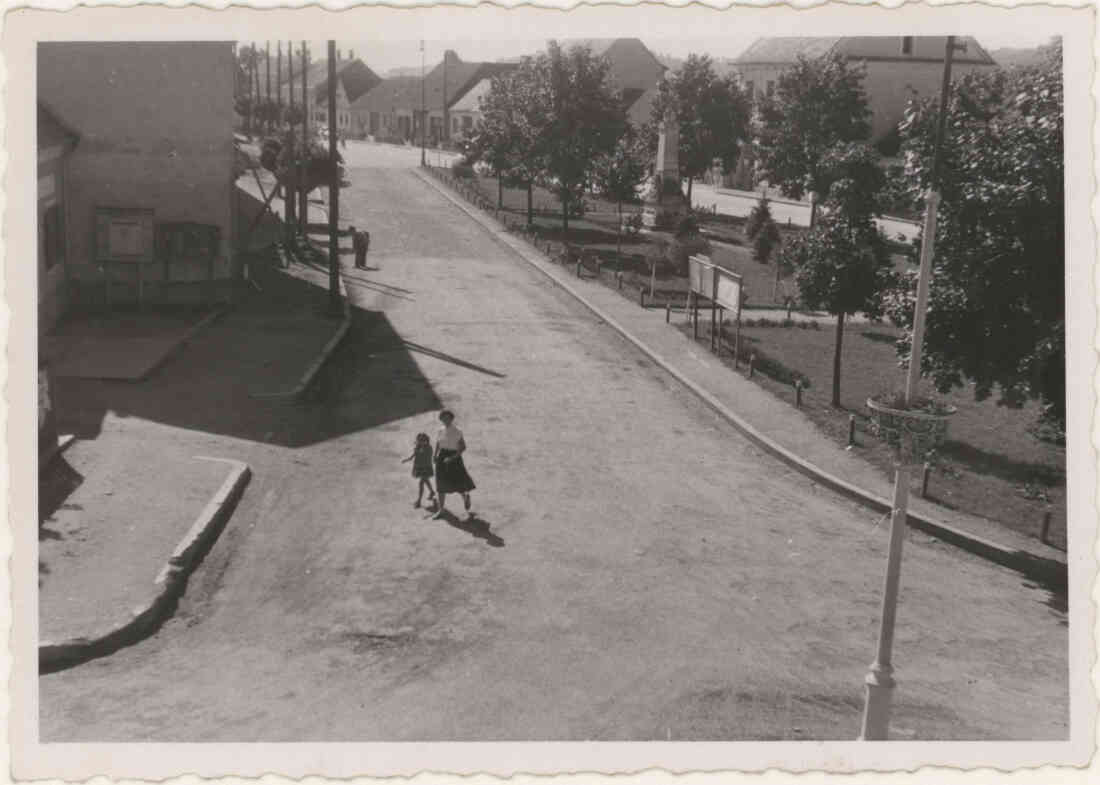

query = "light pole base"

[{"left": 859, "top": 662, "right": 896, "bottom": 740}]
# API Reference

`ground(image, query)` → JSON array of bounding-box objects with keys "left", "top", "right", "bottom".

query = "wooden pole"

[
  {"left": 299, "top": 42, "right": 309, "bottom": 231},
  {"left": 327, "top": 41, "right": 340, "bottom": 314},
  {"left": 265, "top": 42, "right": 271, "bottom": 133}
]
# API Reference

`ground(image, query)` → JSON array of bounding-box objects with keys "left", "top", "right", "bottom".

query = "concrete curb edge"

[
  {"left": 250, "top": 240, "right": 352, "bottom": 401},
  {"left": 415, "top": 167, "right": 1066, "bottom": 588},
  {"left": 39, "top": 458, "right": 252, "bottom": 673}
]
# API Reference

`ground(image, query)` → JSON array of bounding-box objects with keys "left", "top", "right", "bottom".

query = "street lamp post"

[
  {"left": 420, "top": 40, "right": 426, "bottom": 167},
  {"left": 860, "top": 35, "right": 959, "bottom": 741}
]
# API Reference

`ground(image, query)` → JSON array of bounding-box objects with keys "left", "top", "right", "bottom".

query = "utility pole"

[
  {"left": 276, "top": 42, "right": 282, "bottom": 127},
  {"left": 860, "top": 35, "right": 961, "bottom": 742},
  {"left": 286, "top": 40, "right": 296, "bottom": 230},
  {"left": 327, "top": 41, "right": 341, "bottom": 314},
  {"left": 300, "top": 42, "right": 309, "bottom": 231},
  {"left": 251, "top": 44, "right": 259, "bottom": 138},
  {"left": 265, "top": 42, "right": 271, "bottom": 134},
  {"left": 442, "top": 50, "right": 448, "bottom": 147},
  {"left": 420, "top": 40, "right": 426, "bottom": 166}
]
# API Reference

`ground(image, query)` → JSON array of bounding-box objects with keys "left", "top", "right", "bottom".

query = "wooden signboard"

[{"left": 714, "top": 268, "right": 743, "bottom": 320}]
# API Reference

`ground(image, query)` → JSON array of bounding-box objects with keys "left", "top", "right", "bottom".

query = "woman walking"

[{"left": 433, "top": 409, "right": 476, "bottom": 520}]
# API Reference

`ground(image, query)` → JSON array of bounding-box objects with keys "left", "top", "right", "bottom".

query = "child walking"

[{"left": 401, "top": 432, "right": 437, "bottom": 508}]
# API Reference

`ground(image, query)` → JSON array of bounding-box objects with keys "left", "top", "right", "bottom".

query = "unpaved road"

[{"left": 40, "top": 143, "right": 1067, "bottom": 741}]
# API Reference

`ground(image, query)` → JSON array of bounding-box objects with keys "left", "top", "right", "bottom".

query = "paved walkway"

[
  {"left": 418, "top": 169, "right": 1064, "bottom": 565},
  {"left": 40, "top": 250, "right": 345, "bottom": 658}
]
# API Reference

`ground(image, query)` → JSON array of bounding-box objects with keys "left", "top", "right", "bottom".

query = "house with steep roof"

[
  {"left": 280, "top": 50, "right": 382, "bottom": 136},
  {"left": 351, "top": 51, "right": 515, "bottom": 145},
  {"left": 731, "top": 36, "right": 997, "bottom": 142}
]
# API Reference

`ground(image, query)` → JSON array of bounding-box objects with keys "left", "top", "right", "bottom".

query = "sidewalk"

[
  {"left": 417, "top": 169, "right": 1066, "bottom": 579},
  {"left": 40, "top": 248, "right": 347, "bottom": 670}
]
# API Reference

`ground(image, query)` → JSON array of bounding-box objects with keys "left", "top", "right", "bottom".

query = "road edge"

[
  {"left": 39, "top": 458, "right": 252, "bottom": 674},
  {"left": 414, "top": 167, "right": 1066, "bottom": 589}
]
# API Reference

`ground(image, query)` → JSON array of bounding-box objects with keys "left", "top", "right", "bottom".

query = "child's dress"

[{"left": 411, "top": 444, "right": 434, "bottom": 479}]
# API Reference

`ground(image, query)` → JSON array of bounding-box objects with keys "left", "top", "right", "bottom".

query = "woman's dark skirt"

[{"left": 435, "top": 448, "right": 476, "bottom": 494}]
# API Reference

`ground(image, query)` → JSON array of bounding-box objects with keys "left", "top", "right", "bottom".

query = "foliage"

[
  {"left": 674, "top": 214, "right": 700, "bottom": 238},
  {"left": 649, "top": 54, "right": 752, "bottom": 187},
  {"left": 469, "top": 43, "right": 626, "bottom": 232},
  {"left": 592, "top": 124, "right": 649, "bottom": 210},
  {"left": 884, "top": 39, "right": 1065, "bottom": 430},
  {"left": 665, "top": 232, "right": 710, "bottom": 276},
  {"left": 745, "top": 195, "right": 781, "bottom": 264},
  {"left": 536, "top": 41, "right": 630, "bottom": 231},
  {"left": 781, "top": 215, "right": 892, "bottom": 320},
  {"left": 755, "top": 52, "right": 872, "bottom": 200},
  {"left": 451, "top": 157, "right": 476, "bottom": 179}
]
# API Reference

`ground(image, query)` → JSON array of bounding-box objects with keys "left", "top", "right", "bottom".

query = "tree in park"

[
  {"left": 884, "top": 39, "right": 1065, "bottom": 436},
  {"left": 778, "top": 142, "right": 892, "bottom": 407},
  {"left": 534, "top": 41, "right": 629, "bottom": 235},
  {"left": 467, "top": 62, "right": 544, "bottom": 224},
  {"left": 592, "top": 123, "right": 649, "bottom": 259},
  {"left": 745, "top": 195, "right": 784, "bottom": 298},
  {"left": 755, "top": 52, "right": 872, "bottom": 202},
  {"left": 649, "top": 54, "right": 752, "bottom": 202}
]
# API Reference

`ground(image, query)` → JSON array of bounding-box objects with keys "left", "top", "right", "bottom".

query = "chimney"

[{"left": 445, "top": 49, "right": 459, "bottom": 65}]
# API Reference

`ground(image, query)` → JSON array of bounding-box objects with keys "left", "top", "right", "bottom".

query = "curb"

[
  {"left": 137, "top": 307, "right": 229, "bottom": 382},
  {"left": 39, "top": 457, "right": 251, "bottom": 674},
  {"left": 415, "top": 168, "right": 1067, "bottom": 589},
  {"left": 250, "top": 240, "right": 352, "bottom": 402}
]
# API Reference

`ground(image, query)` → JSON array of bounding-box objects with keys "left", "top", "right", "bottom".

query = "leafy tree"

[
  {"left": 592, "top": 124, "right": 648, "bottom": 259},
  {"left": 650, "top": 54, "right": 752, "bottom": 202},
  {"left": 535, "top": 41, "right": 629, "bottom": 234},
  {"left": 884, "top": 39, "right": 1065, "bottom": 433},
  {"left": 778, "top": 141, "right": 891, "bottom": 407},
  {"left": 755, "top": 52, "right": 872, "bottom": 201},
  {"left": 467, "top": 64, "right": 541, "bottom": 220}
]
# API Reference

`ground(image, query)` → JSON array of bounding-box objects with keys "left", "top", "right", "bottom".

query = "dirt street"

[{"left": 39, "top": 143, "right": 1067, "bottom": 741}]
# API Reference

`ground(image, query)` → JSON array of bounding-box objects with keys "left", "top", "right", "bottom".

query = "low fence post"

[
  {"left": 575, "top": 260, "right": 582, "bottom": 278},
  {"left": 920, "top": 461, "right": 931, "bottom": 497},
  {"left": 665, "top": 303, "right": 671, "bottom": 324},
  {"left": 749, "top": 352, "right": 756, "bottom": 378},
  {"left": 617, "top": 272, "right": 623, "bottom": 291},
  {"left": 848, "top": 415, "right": 857, "bottom": 449},
  {"left": 795, "top": 379, "right": 803, "bottom": 408},
  {"left": 640, "top": 288, "right": 646, "bottom": 307},
  {"left": 1039, "top": 509, "right": 1053, "bottom": 545}
]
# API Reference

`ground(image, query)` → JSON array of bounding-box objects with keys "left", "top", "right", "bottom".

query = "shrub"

[
  {"left": 665, "top": 233, "right": 710, "bottom": 277},
  {"left": 451, "top": 157, "right": 476, "bottom": 179}
]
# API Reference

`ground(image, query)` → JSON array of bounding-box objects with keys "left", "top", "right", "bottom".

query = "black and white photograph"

[{"left": 10, "top": 1, "right": 1095, "bottom": 780}]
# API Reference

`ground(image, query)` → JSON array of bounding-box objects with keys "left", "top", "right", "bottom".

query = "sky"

[{"left": 246, "top": 33, "right": 1057, "bottom": 76}]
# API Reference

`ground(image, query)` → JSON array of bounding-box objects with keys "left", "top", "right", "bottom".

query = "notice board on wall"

[{"left": 95, "top": 207, "right": 155, "bottom": 263}]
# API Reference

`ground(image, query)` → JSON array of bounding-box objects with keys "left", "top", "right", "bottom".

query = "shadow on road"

[{"left": 435, "top": 509, "right": 504, "bottom": 548}]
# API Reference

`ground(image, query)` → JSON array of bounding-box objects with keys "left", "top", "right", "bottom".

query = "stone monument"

[{"left": 641, "top": 109, "right": 689, "bottom": 230}]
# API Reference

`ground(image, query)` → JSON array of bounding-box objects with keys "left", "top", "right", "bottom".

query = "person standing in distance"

[{"left": 433, "top": 409, "right": 476, "bottom": 520}]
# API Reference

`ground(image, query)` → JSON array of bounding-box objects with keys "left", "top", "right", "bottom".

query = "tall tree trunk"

[
  {"left": 527, "top": 183, "right": 533, "bottom": 226},
  {"left": 562, "top": 191, "right": 569, "bottom": 237},
  {"left": 832, "top": 311, "right": 845, "bottom": 407},
  {"left": 773, "top": 257, "right": 781, "bottom": 302},
  {"left": 497, "top": 173, "right": 503, "bottom": 209},
  {"left": 687, "top": 176, "right": 693, "bottom": 205}
]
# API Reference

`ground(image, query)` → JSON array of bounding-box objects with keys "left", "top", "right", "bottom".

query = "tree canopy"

[
  {"left": 650, "top": 54, "right": 752, "bottom": 198},
  {"left": 884, "top": 40, "right": 1065, "bottom": 433},
  {"left": 755, "top": 52, "right": 872, "bottom": 200}
]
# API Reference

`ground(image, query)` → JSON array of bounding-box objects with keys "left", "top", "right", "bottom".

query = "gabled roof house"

[{"left": 732, "top": 36, "right": 997, "bottom": 141}]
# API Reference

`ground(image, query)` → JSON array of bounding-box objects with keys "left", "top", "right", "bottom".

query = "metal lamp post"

[
  {"left": 420, "top": 40, "right": 426, "bottom": 167},
  {"left": 860, "top": 35, "right": 960, "bottom": 741},
  {"left": 327, "top": 40, "right": 340, "bottom": 314}
]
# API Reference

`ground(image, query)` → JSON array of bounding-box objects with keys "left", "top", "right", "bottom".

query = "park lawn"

[{"left": 700, "top": 319, "right": 1068, "bottom": 550}]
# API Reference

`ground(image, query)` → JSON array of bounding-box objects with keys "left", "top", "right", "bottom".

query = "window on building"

[
  {"left": 463, "top": 115, "right": 473, "bottom": 131},
  {"left": 745, "top": 80, "right": 755, "bottom": 97},
  {"left": 765, "top": 80, "right": 775, "bottom": 97},
  {"left": 901, "top": 36, "right": 913, "bottom": 55},
  {"left": 42, "top": 204, "right": 63, "bottom": 271}
]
